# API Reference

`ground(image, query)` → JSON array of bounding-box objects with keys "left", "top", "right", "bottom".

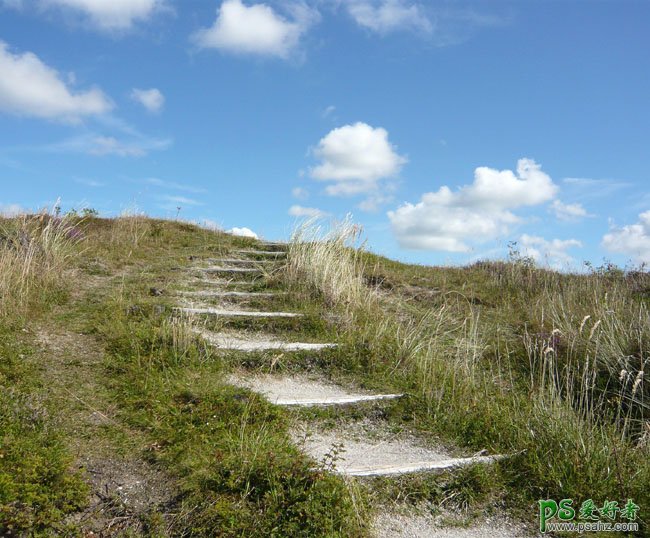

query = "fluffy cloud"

[
  {"left": 227, "top": 226, "right": 258, "bottom": 239},
  {"left": 131, "top": 88, "right": 164, "bottom": 113},
  {"left": 388, "top": 158, "right": 558, "bottom": 252},
  {"left": 288, "top": 204, "right": 329, "bottom": 218},
  {"left": 551, "top": 199, "right": 589, "bottom": 221},
  {"left": 345, "top": 0, "right": 431, "bottom": 34},
  {"left": 0, "top": 41, "right": 111, "bottom": 121},
  {"left": 192, "top": 0, "right": 318, "bottom": 59},
  {"left": 519, "top": 234, "right": 582, "bottom": 268},
  {"left": 602, "top": 211, "right": 650, "bottom": 263},
  {"left": 42, "top": 0, "right": 165, "bottom": 31},
  {"left": 310, "top": 122, "right": 406, "bottom": 196}
]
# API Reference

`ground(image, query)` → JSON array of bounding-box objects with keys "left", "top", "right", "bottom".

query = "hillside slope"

[{"left": 0, "top": 215, "right": 647, "bottom": 537}]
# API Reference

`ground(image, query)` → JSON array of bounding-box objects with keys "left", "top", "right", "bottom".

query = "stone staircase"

[{"left": 175, "top": 241, "right": 535, "bottom": 537}]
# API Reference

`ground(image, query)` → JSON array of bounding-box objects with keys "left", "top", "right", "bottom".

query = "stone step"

[
  {"left": 229, "top": 374, "right": 402, "bottom": 407},
  {"left": 176, "top": 307, "right": 301, "bottom": 318},
  {"left": 340, "top": 453, "right": 506, "bottom": 477},
  {"left": 179, "top": 290, "right": 285, "bottom": 299},
  {"left": 198, "top": 331, "right": 336, "bottom": 352},
  {"left": 197, "top": 266, "right": 263, "bottom": 274},
  {"left": 295, "top": 428, "right": 504, "bottom": 478},
  {"left": 236, "top": 250, "right": 286, "bottom": 257},
  {"left": 184, "top": 277, "right": 266, "bottom": 287},
  {"left": 206, "top": 258, "right": 276, "bottom": 265}
]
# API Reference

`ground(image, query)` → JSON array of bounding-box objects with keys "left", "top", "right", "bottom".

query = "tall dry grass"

[
  {"left": 284, "top": 218, "right": 485, "bottom": 408},
  {"left": 466, "top": 259, "right": 648, "bottom": 442},
  {"left": 0, "top": 213, "right": 82, "bottom": 318},
  {"left": 110, "top": 208, "right": 150, "bottom": 247},
  {"left": 525, "top": 275, "right": 648, "bottom": 442},
  {"left": 283, "top": 218, "right": 649, "bottom": 505},
  {"left": 285, "top": 216, "right": 372, "bottom": 312}
]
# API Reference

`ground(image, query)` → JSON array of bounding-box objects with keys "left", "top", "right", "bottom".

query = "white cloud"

[
  {"left": 89, "top": 136, "right": 146, "bottom": 156},
  {"left": 322, "top": 104, "right": 336, "bottom": 118},
  {"left": 291, "top": 186, "right": 309, "bottom": 199},
  {"left": 288, "top": 204, "right": 329, "bottom": 218},
  {"left": 551, "top": 199, "right": 590, "bottom": 221},
  {"left": 42, "top": 0, "right": 165, "bottom": 31},
  {"left": 160, "top": 195, "right": 203, "bottom": 206},
  {"left": 146, "top": 178, "right": 207, "bottom": 193},
  {"left": 343, "top": 2, "right": 506, "bottom": 45},
  {"left": 562, "top": 177, "right": 633, "bottom": 199},
  {"left": 602, "top": 211, "right": 650, "bottom": 264},
  {"left": 310, "top": 122, "right": 406, "bottom": 196},
  {"left": 46, "top": 133, "right": 171, "bottom": 156},
  {"left": 519, "top": 234, "right": 582, "bottom": 269},
  {"left": 227, "top": 226, "right": 258, "bottom": 239},
  {"left": 357, "top": 191, "right": 394, "bottom": 212},
  {"left": 0, "top": 203, "right": 27, "bottom": 217},
  {"left": 131, "top": 88, "right": 164, "bottom": 113},
  {"left": 0, "top": 40, "right": 112, "bottom": 121},
  {"left": 389, "top": 202, "right": 518, "bottom": 252},
  {"left": 563, "top": 177, "right": 602, "bottom": 185},
  {"left": 345, "top": 0, "right": 431, "bottom": 34},
  {"left": 192, "top": 0, "right": 318, "bottom": 59},
  {"left": 388, "top": 158, "right": 558, "bottom": 252}
]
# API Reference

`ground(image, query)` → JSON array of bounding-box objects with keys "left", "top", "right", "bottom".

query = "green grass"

[
  {"left": 91, "top": 276, "right": 366, "bottom": 536},
  {"left": 281, "top": 221, "right": 650, "bottom": 534},
  {"left": 1, "top": 214, "right": 368, "bottom": 536},
  {"left": 2, "top": 212, "right": 649, "bottom": 536},
  {"left": 0, "top": 215, "right": 89, "bottom": 536}
]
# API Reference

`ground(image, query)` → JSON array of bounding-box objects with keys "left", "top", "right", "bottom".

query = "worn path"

[{"left": 177, "top": 244, "right": 538, "bottom": 537}]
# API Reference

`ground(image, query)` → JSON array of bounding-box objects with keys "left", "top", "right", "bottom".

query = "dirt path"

[{"left": 33, "top": 275, "right": 177, "bottom": 536}]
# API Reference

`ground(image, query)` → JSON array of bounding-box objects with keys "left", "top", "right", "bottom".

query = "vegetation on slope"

[
  {"left": 283, "top": 219, "right": 649, "bottom": 532},
  {"left": 1, "top": 212, "right": 647, "bottom": 536},
  {"left": 0, "top": 214, "right": 88, "bottom": 533},
  {"left": 0, "top": 214, "right": 364, "bottom": 536}
]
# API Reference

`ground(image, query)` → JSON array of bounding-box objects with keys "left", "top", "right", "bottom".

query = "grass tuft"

[
  {"left": 285, "top": 216, "right": 371, "bottom": 314},
  {"left": 0, "top": 212, "right": 81, "bottom": 318}
]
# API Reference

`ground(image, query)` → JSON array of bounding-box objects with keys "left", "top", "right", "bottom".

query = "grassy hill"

[{"left": 0, "top": 213, "right": 647, "bottom": 536}]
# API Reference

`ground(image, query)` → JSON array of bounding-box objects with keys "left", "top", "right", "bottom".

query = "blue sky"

[{"left": 1, "top": 0, "right": 649, "bottom": 270}]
